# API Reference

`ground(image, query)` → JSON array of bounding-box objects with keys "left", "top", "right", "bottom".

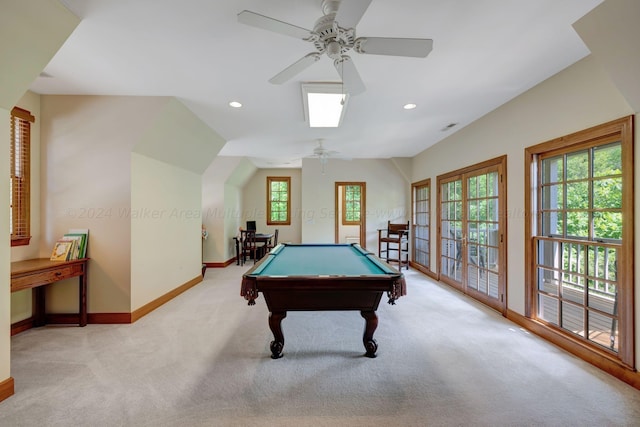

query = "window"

[
  {"left": 267, "top": 176, "right": 291, "bottom": 225},
  {"left": 412, "top": 179, "right": 430, "bottom": 271},
  {"left": 525, "top": 116, "right": 634, "bottom": 367},
  {"left": 342, "top": 184, "right": 361, "bottom": 225},
  {"left": 10, "top": 107, "right": 34, "bottom": 246}
]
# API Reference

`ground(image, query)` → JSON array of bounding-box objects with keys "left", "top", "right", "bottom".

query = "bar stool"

[{"left": 378, "top": 221, "right": 409, "bottom": 270}]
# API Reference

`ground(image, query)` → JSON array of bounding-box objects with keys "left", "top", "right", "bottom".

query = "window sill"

[{"left": 11, "top": 236, "right": 31, "bottom": 247}]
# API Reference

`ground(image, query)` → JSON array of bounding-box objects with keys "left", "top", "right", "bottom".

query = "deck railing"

[{"left": 534, "top": 236, "right": 619, "bottom": 351}]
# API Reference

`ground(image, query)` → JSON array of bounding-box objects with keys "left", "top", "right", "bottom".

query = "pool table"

[{"left": 241, "top": 243, "right": 406, "bottom": 358}]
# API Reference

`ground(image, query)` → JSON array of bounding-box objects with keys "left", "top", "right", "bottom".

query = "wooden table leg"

[
  {"left": 268, "top": 311, "right": 287, "bottom": 359},
  {"left": 33, "top": 286, "right": 46, "bottom": 327},
  {"left": 79, "top": 272, "right": 87, "bottom": 327},
  {"left": 360, "top": 310, "right": 379, "bottom": 358}
]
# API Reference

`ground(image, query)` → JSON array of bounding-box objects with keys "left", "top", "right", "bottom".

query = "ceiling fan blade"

[
  {"left": 238, "top": 10, "right": 310, "bottom": 39},
  {"left": 334, "top": 56, "right": 365, "bottom": 95},
  {"left": 355, "top": 37, "right": 433, "bottom": 57},
  {"left": 334, "top": 0, "right": 372, "bottom": 29},
  {"left": 269, "top": 53, "right": 321, "bottom": 84}
]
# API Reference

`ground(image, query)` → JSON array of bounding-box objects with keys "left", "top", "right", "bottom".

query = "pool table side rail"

[
  {"left": 246, "top": 242, "right": 400, "bottom": 276},
  {"left": 241, "top": 275, "right": 406, "bottom": 306},
  {"left": 240, "top": 244, "right": 406, "bottom": 306}
]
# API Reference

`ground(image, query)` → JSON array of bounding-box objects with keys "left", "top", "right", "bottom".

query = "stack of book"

[{"left": 50, "top": 229, "right": 89, "bottom": 261}]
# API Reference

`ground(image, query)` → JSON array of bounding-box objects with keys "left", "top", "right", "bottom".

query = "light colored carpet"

[{"left": 2, "top": 266, "right": 640, "bottom": 427}]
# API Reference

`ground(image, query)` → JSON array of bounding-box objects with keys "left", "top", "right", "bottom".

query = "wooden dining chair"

[
  {"left": 240, "top": 229, "right": 257, "bottom": 265},
  {"left": 266, "top": 229, "right": 279, "bottom": 252}
]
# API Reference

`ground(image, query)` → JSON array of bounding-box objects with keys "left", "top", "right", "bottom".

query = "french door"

[
  {"left": 438, "top": 157, "right": 506, "bottom": 314},
  {"left": 411, "top": 179, "right": 431, "bottom": 274}
]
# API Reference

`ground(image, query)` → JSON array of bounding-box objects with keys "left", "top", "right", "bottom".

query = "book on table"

[
  {"left": 50, "top": 240, "right": 75, "bottom": 261},
  {"left": 62, "top": 233, "right": 87, "bottom": 259},
  {"left": 49, "top": 229, "right": 90, "bottom": 261},
  {"left": 68, "top": 228, "right": 89, "bottom": 258}
]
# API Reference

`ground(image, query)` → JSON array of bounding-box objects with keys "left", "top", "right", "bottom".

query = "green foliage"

[
  {"left": 543, "top": 142, "right": 622, "bottom": 240},
  {"left": 344, "top": 185, "right": 361, "bottom": 222}
]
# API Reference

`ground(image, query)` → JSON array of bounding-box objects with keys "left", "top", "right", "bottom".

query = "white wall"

[
  {"left": 0, "top": 108, "right": 10, "bottom": 384},
  {"left": 1, "top": 0, "right": 79, "bottom": 393},
  {"left": 202, "top": 156, "right": 244, "bottom": 263},
  {"left": 0, "top": 0, "right": 78, "bottom": 108},
  {"left": 130, "top": 97, "right": 221, "bottom": 307},
  {"left": 574, "top": 0, "right": 640, "bottom": 112},
  {"left": 223, "top": 183, "right": 242, "bottom": 260},
  {"left": 242, "top": 168, "right": 302, "bottom": 245},
  {"left": 39, "top": 96, "right": 169, "bottom": 314},
  {"left": 412, "top": 55, "right": 634, "bottom": 316},
  {"left": 131, "top": 153, "right": 201, "bottom": 311},
  {"left": 301, "top": 158, "right": 409, "bottom": 251}
]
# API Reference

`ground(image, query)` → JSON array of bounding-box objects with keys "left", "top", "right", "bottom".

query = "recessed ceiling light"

[
  {"left": 229, "top": 101, "right": 242, "bottom": 108},
  {"left": 403, "top": 103, "right": 417, "bottom": 110}
]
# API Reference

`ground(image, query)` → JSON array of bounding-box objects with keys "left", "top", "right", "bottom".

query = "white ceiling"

[{"left": 30, "top": 0, "right": 603, "bottom": 168}]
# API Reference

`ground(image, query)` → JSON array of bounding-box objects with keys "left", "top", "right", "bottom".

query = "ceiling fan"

[
  {"left": 238, "top": 0, "right": 433, "bottom": 95},
  {"left": 309, "top": 139, "right": 347, "bottom": 174}
]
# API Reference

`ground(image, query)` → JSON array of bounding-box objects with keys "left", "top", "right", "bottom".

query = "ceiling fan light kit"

[
  {"left": 311, "top": 139, "right": 340, "bottom": 174},
  {"left": 238, "top": 0, "right": 433, "bottom": 95}
]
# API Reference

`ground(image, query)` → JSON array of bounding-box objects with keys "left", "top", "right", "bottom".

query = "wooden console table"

[{"left": 11, "top": 258, "right": 89, "bottom": 327}]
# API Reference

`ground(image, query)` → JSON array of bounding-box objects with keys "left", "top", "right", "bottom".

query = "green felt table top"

[{"left": 248, "top": 243, "right": 397, "bottom": 277}]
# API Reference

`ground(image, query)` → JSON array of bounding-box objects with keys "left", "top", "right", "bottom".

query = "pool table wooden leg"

[
  {"left": 268, "top": 311, "right": 287, "bottom": 359},
  {"left": 360, "top": 310, "right": 379, "bottom": 358}
]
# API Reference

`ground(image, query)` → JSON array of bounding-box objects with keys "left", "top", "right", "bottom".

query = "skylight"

[{"left": 301, "top": 83, "right": 349, "bottom": 128}]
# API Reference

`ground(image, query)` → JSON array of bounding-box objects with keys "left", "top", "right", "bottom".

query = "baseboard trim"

[
  {"left": 507, "top": 309, "right": 640, "bottom": 390},
  {"left": 88, "top": 313, "right": 132, "bottom": 324},
  {"left": 131, "top": 275, "right": 203, "bottom": 323},
  {"left": 46, "top": 313, "right": 83, "bottom": 324},
  {"left": 10, "top": 318, "right": 33, "bottom": 336},
  {"left": 204, "top": 258, "right": 236, "bottom": 268},
  {"left": 11, "top": 276, "right": 203, "bottom": 334},
  {"left": 11, "top": 312, "right": 132, "bottom": 335},
  {"left": 0, "top": 377, "right": 15, "bottom": 403}
]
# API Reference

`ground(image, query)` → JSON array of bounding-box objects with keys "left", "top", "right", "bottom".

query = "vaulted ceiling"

[{"left": 31, "top": 0, "right": 603, "bottom": 167}]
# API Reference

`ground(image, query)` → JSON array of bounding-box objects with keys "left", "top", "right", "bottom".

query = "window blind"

[{"left": 10, "top": 107, "right": 34, "bottom": 244}]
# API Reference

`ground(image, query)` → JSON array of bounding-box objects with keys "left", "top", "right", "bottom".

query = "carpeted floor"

[{"left": 2, "top": 266, "right": 640, "bottom": 426}]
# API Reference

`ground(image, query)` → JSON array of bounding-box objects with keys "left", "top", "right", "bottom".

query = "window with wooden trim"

[
  {"left": 412, "top": 179, "right": 430, "bottom": 270},
  {"left": 342, "top": 184, "right": 361, "bottom": 225},
  {"left": 525, "top": 116, "right": 634, "bottom": 368},
  {"left": 437, "top": 157, "right": 506, "bottom": 314},
  {"left": 267, "top": 176, "right": 291, "bottom": 225},
  {"left": 10, "top": 107, "right": 34, "bottom": 246}
]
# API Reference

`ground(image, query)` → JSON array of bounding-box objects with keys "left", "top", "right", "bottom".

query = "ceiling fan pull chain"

[{"left": 340, "top": 58, "right": 345, "bottom": 104}]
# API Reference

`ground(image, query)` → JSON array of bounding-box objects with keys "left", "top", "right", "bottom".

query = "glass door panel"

[
  {"left": 438, "top": 157, "right": 506, "bottom": 313},
  {"left": 466, "top": 170, "right": 500, "bottom": 302},
  {"left": 412, "top": 181, "right": 430, "bottom": 269},
  {"left": 440, "top": 178, "right": 463, "bottom": 285}
]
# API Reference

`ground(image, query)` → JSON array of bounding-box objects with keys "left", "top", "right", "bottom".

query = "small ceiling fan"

[
  {"left": 238, "top": 0, "right": 433, "bottom": 95},
  {"left": 309, "top": 139, "right": 347, "bottom": 174}
]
